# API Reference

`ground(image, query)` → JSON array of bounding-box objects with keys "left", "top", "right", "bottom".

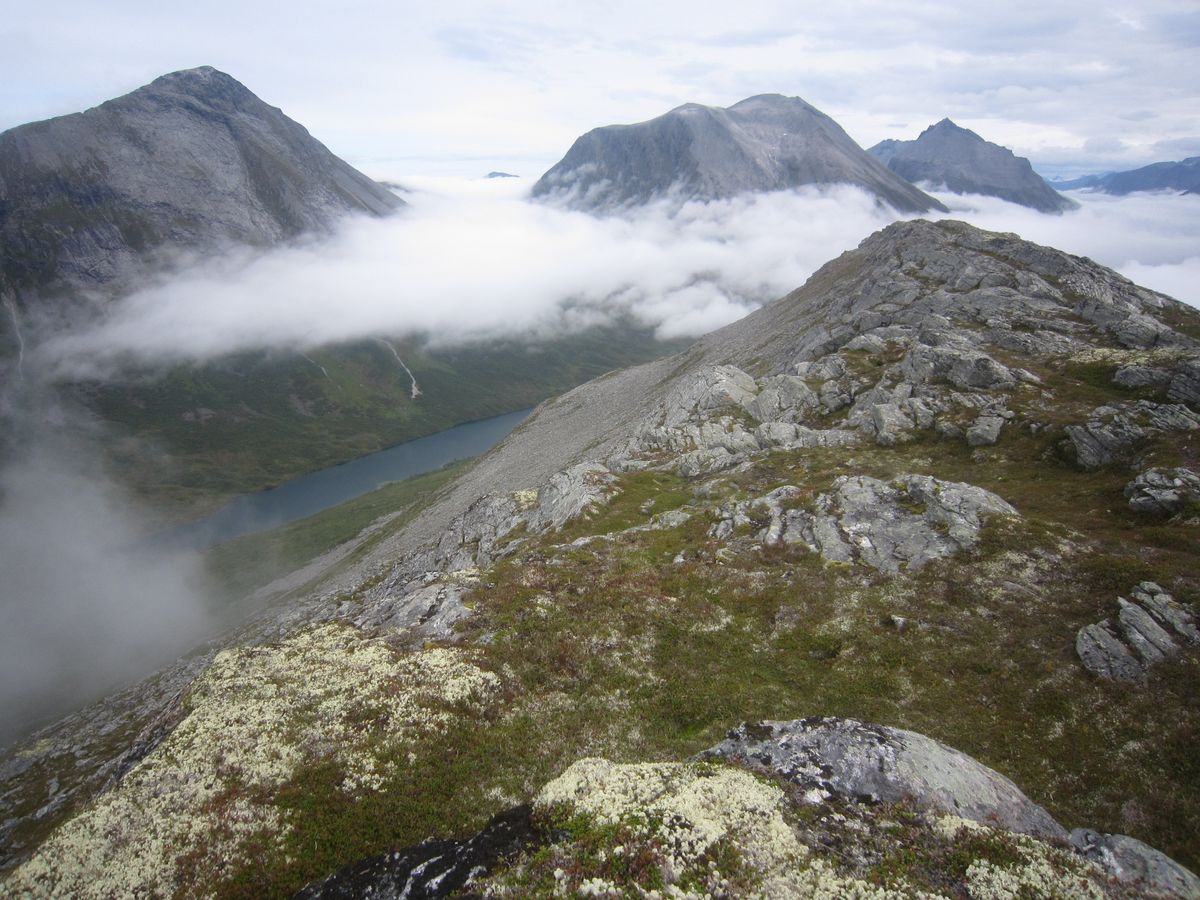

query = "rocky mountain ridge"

[
  {"left": 3, "top": 219, "right": 1199, "bottom": 897},
  {"left": 532, "top": 94, "right": 948, "bottom": 214},
  {"left": 1048, "top": 156, "right": 1200, "bottom": 195},
  {"left": 869, "top": 118, "right": 1076, "bottom": 213}
]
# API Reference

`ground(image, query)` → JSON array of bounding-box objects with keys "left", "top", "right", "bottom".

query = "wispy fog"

[
  {"left": 37, "top": 180, "right": 1200, "bottom": 380},
  {"left": 0, "top": 424, "right": 214, "bottom": 747}
]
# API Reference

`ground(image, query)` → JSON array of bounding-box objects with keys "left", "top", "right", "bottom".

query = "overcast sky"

[{"left": 2, "top": 1, "right": 1197, "bottom": 179}]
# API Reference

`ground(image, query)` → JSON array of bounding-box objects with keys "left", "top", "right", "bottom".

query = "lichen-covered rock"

[
  {"left": 701, "top": 717, "right": 1068, "bottom": 840},
  {"left": 353, "top": 573, "right": 476, "bottom": 641},
  {"left": 1125, "top": 467, "right": 1200, "bottom": 515},
  {"left": 1114, "top": 365, "right": 1172, "bottom": 389},
  {"left": 871, "top": 402, "right": 916, "bottom": 446},
  {"left": 786, "top": 474, "right": 1016, "bottom": 573},
  {"left": 1076, "top": 583, "right": 1199, "bottom": 682},
  {"left": 1070, "top": 828, "right": 1200, "bottom": 898}
]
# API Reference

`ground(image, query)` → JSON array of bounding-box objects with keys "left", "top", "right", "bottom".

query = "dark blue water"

[{"left": 169, "top": 408, "right": 531, "bottom": 547}]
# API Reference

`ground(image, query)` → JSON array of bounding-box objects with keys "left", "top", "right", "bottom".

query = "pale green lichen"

[
  {"left": 530, "top": 759, "right": 918, "bottom": 899},
  {"left": 936, "top": 816, "right": 1107, "bottom": 900},
  {"left": 4, "top": 624, "right": 500, "bottom": 899}
]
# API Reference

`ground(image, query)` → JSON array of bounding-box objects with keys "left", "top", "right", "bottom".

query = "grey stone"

[
  {"left": 730, "top": 474, "right": 1016, "bottom": 573},
  {"left": 1070, "top": 829, "right": 1200, "bottom": 898},
  {"left": 1114, "top": 365, "right": 1172, "bottom": 389},
  {"left": 1077, "top": 586, "right": 1198, "bottom": 682},
  {"left": 1125, "top": 467, "right": 1200, "bottom": 515},
  {"left": 871, "top": 402, "right": 916, "bottom": 446},
  {"left": 966, "top": 414, "right": 1005, "bottom": 446},
  {"left": 1066, "top": 402, "right": 1200, "bottom": 468},
  {"left": 1076, "top": 623, "right": 1146, "bottom": 683},
  {"left": 525, "top": 463, "right": 619, "bottom": 533},
  {"left": 353, "top": 577, "right": 474, "bottom": 642},
  {"left": 700, "top": 717, "right": 1067, "bottom": 840},
  {"left": 1168, "top": 359, "right": 1200, "bottom": 407}
]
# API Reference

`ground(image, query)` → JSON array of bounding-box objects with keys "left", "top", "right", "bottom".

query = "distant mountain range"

[
  {"left": 532, "top": 94, "right": 947, "bottom": 214},
  {"left": 868, "top": 119, "right": 1076, "bottom": 214},
  {"left": 0, "top": 66, "right": 402, "bottom": 320},
  {"left": 1047, "top": 156, "right": 1200, "bottom": 195}
]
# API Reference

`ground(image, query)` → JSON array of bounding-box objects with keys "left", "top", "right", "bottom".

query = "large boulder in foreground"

[{"left": 700, "top": 716, "right": 1068, "bottom": 840}]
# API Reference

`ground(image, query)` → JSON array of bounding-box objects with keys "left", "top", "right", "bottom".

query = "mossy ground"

[{"left": 196, "top": 413, "right": 1197, "bottom": 896}]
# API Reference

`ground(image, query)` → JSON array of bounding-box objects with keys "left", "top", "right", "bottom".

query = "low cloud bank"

[
  {"left": 38, "top": 179, "right": 1200, "bottom": 381},
  {"left": 38, "top": 180, "right": 896, "bottom": 378}
]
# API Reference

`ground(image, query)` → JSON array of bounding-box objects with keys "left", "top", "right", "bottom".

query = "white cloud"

[
  {"left": 38, "top": 180, "right": 898, "bottom": 377},
  {"left": 36, "top": 182, "right": 1200, "bottom": 381}
]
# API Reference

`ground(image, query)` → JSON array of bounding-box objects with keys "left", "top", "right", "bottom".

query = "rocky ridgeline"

[{"left": 1077, "top": 582, "right": 1200, "bottom": 682}]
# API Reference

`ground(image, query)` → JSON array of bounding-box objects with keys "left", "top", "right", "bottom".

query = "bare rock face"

[
  {"left": 0, "top": 66, "right": 402, "bottom": 313},
  {"left": 1065, "top": 401, "right": 1200, "bottom": 468},
  {"left": 1076, "top": 583, "right": 1200, "bottom": 682},
  {"left": 532, "top": 93, "right": 947, "bottom": 214},
  {"left": 1125, "top": 467, "right": 1200, "bottom": 515},
  {"left": 700, "top": 717, "right": 1068, "bottom": 840},
  {"left": 712, "top": 474, "right": 1016, "bottom": 573},
  {"left": 868, "top": 119, "right": 1077, "bottom": 213}
]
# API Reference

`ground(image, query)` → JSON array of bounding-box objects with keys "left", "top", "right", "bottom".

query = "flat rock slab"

[{"left": 699, "top": 716, "right": 1067, "bottom": 841}]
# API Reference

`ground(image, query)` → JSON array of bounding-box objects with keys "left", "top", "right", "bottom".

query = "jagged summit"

[
  {"left": 868, "top": 119, "right": 1076, "bottom": 213},
  {"left": 532, "top": 93, "right": 947, "bottom": 214},
  {"left": 0, "top": 67, "right": 402, "bottom": 313}
]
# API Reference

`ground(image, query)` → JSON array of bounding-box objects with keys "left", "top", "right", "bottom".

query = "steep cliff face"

[
  {"left": 0, "top": 66, "right": 402, "bottom": 316},
  {"left": 532, "top": 94, "right": 947, "bottom": 214},
  {"left": 3, "top": 220, "right": 1199, "bottom": 897},
  {"left": 869, "top": 119, "right": 1076, "bottom": 213}
]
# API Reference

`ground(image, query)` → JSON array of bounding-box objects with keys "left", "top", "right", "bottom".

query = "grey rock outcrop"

[
  {"left": 1070, "top": 828, "right": 1200, "bottom": 898},
  {"left": 0, "top": 66, "right": 402, "bottom": 313},
  {"left": 532, "top": 94, "right": 946, "bottom": 214},
  {"left": 351, "top": 574, "right": 477, "bottom": 643},
  {"left": 1065, "top": 401, "right": 1200, "bottom": 468},
  {"left": 1125, "top": 467, "right": 1200, "bottom": 515},
  {"left": 1076, "top": 583, "right": 1199, "bottom": 682},
  {"left": 869, "top": 119, "right": 1076, "bottom": 213},
  {"left": 711, "top": 474, "right": 1017, "bottom": 573},
  {"left": 700, "top": 717, "right": 1067, "bottom": 840}
]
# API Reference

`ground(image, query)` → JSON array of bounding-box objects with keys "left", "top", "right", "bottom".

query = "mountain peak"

[
  {"left": 868, "top": 120, "right": 1075, "bottom": 213},
  {"left": 0, "top": 68, "right": 402, "bottom": 306},
  {"left": 533, "top": 94, "right": 946, "bottom": 214}
]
